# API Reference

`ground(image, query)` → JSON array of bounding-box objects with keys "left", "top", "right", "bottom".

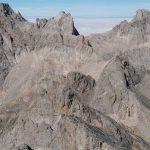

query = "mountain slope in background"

[{"left": 0, "top": 3, "right": 150, "bottom": 150}]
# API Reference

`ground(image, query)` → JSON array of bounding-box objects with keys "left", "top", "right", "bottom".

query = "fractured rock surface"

[{"left": 0, "top": 3, "right": 150, "bottom": 150}]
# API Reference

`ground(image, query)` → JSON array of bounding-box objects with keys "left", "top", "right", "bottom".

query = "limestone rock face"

[{"left": 0, "top": 3, "right": 150, "bottom": 150}]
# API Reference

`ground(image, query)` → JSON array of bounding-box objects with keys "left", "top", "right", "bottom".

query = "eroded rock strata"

[{"left": 0, "top": 3, "right": 150, "bottom": 150}]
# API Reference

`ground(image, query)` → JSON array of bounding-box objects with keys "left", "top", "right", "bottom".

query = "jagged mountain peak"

[
  {"left": 58, "top": 11, "right": 68, "bottom": 17},
  {"left": 113, "top": 20, "right": 129, "bottom": 30},
  {"left": 35, "top": 10, "right": 79, "bottom": 35},
  {"left": 17, "top": 11, "right": 26, "bottom": 21},
  {"left": 0, "top": 3, "right": 150, "bottom": 150},
  {"left": 0, "top": 3, "right": 26, "bottom": 21},
  {"left": 132, "top": 9, "right": 150, "bottom": 22},
  {"left": 0, "top": 3, "right": 14, "bottom": 15},
  {"left": 53, "top": 11, "right": 79, "bottom": 35},
  {"left": 55, "top": 11, "right": 72, "bottom": 22}
]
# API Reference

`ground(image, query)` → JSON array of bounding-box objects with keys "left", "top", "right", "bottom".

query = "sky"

[{"left": 1, "top": 0, "right": 150, "bottom": 35}]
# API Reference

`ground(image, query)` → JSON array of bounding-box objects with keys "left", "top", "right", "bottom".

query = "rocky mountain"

[{"left": 0, "top": 3, "right": 150, "bottom": 150}]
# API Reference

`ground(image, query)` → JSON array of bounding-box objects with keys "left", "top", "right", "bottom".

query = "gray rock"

[
  {"left": 17, "top": 144, "right": 32, "bottom": 150},
  {"left": 132, "top": 9, "right": 150, "bottom": 22},
  {"left": 0, "top": 3, "right": 150, "bottom": 150}
]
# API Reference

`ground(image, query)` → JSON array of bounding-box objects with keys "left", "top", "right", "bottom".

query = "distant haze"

[
  {"left": 74, "top": 18, "right": 132, "bottom": 36},
  {"left": 2, "top": 0, "right": 150, "bottom": 35},
  {"left": 23, "top": 17, "right": 132, "bottom": 36}
]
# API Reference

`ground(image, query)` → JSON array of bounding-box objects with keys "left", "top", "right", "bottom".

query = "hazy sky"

[{"left": 2, "top": 0, "right": 150, "bottom": 35}]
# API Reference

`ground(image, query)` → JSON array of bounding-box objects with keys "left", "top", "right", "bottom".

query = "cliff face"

[{"left": 0, "top": 3, "right": 150, "bottom": 150}]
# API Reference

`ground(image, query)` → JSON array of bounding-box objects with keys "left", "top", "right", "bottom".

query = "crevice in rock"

[
  {"left": 17, "top": 144, "right": 33, "bottom": 150},
  {"left": 121, "top": 60, "right": 144, "bottom": 89}
]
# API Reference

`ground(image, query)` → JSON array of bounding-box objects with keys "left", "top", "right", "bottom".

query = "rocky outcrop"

[
  {"left": 0, "top": 3, "right": 150, "bottom": 150},
  {"left": 67, "top": 72, "right": 95, "bottom": 93},
  {"left": 17, "top": 144, "right": 33, "bottom": 150},
  {"left": 132, "top": 9, "right": 150, "bottom": 22},
  {"left": 0, "top": 3, "right": 85, "bottom": 87}
]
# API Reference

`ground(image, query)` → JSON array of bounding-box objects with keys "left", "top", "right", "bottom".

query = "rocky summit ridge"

[
  {"left": 132, "top": 9, "right": 150, "bottom": 22},
  {"left": 0, "top": 3, "right": 150, "bottom": 150}
]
